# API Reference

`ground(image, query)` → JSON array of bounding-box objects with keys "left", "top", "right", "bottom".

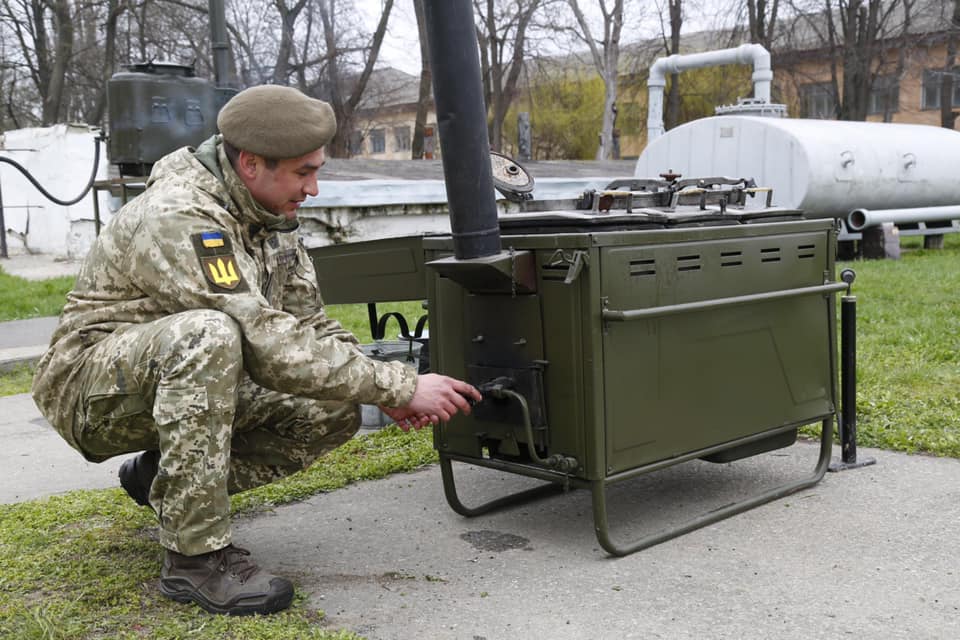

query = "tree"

[
  {"left": 474, "top": 0, "right": 544, "bottom": 151},
  {"left": 747, "top": 0, "right": 780, "bottom": 49},
  {"left": 411, "top": 0, "right": 432, "bottom": 159},
  {"left": 0, "top": 0, "right": 76, "bottom": 125},
  {"left": 565, "top": 0, "right": 624, "bottom": 160},
  {"left": 504, "top": 72, "right": 605, "bottom": 159},
  {"left": 655, "top": 0, "right": 683, "bottom": 130},
  {"left": 317, "top": 0, "right": 394, "bottom": 157},
  {"left": 785, "top": 0, "right": 915, "bottom": 121},
  {"left": 942, "top": 0, "right": 960, "bottom": 129}
]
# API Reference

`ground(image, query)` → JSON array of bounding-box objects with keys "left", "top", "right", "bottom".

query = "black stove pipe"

[
  {"left": 208, "top": 0, "right": 230, "bottom": 88},
  {"left": 422, "top": 0, "right": 502, "bottom": 260}
]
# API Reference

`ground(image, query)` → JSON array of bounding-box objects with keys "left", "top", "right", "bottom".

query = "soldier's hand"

[
  {"left": 379, "top": 405, "right": 433, "bottom": 431},
  {"left": 402, "top": 373, "right": 481, "bottom": 424}
]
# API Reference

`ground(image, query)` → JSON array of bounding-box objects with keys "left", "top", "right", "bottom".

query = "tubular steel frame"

[{"left": 439, "top": 416, "right": 833, "bottom": 556}]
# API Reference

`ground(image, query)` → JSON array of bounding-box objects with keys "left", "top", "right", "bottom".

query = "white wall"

[{"left": 1, "top": 124, "right": 112, "bottom": 258}]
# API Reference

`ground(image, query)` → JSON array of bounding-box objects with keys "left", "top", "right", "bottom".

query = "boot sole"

[{"left": 159, "top": 578, "right": 294, "bottom": 616}]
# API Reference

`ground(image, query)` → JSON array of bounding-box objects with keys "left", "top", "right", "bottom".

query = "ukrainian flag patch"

[{"left": 201, "top": 231, "right": 224, "bottom": 248}]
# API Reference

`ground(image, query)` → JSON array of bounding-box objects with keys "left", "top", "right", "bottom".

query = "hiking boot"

[
  {"left": 159, "top": 545, "right": 294, "bottom": 616},
  {"left": 118, "top": 449, "right": 160, "bottom": 508}
]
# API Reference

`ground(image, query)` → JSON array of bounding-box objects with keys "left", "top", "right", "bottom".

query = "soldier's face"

[{"left": 243, "top": 148, "right": 325, "bottom": 219}]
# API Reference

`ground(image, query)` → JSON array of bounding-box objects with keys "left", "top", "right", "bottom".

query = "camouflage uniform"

[{"left": 32, "top": 136, "right": 418, "bottom": 555}]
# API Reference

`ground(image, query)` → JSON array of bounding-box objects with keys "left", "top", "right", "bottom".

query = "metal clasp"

[{"left": 547, "top": 249, "right": 589, "bottom": 284}]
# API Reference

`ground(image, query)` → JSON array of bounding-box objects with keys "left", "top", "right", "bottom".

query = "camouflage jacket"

[{"left": 33, "top": 136, "right": 417, "bottom": 452}]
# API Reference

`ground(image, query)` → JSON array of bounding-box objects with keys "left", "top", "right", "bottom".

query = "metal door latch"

[{"left": 547, "top": 249, "right": 589, "bottom": 284}]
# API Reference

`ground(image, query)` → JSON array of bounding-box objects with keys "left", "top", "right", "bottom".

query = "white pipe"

[
  {"left": 647, "top": 43, "right": 772, "bottom": 142},
  {"left": 848, "top": 205, "right": 960, "bottom": 231}
]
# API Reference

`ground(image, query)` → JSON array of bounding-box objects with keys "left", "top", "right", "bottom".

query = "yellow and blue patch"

[
  {"left": 201, "top": 231, "right": 225, "bottom": 248},
  {"left": 191, "top": 230, "right": 248, "bottom": 293}
]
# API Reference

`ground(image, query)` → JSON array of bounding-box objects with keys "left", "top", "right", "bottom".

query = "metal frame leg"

[
  {"left": 438, "top": 454, "right": 565, "bottom": 517},
  {"left": 591, "top": 417, "right": 835, "bottom": 556}
]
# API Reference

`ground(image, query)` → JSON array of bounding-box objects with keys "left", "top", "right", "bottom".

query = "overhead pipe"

[
  {"left": 847, "top": 205, "right": 960, "bottom": 231},
  {"left": 421, "top": 0, "right": 501, "bottom": 260},
  {"left": 647, "top": 43, "right": 773, "bottom": 142}
]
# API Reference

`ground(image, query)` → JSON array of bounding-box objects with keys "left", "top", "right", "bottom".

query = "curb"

[{"left": 0, "top": 348, "right": 44, "bottom": 374}]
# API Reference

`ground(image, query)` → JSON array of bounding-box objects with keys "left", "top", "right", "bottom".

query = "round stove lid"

[{"left": 491, "top": 151, "right": 534, "bottom": 201}]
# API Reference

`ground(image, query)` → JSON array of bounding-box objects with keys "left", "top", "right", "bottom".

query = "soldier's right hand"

[{"left": 402, "top": 373, "right": 481, "bottom": 424}]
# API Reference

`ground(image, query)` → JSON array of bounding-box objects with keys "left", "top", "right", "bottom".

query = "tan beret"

[{"left": 217, "top": 85, "right": 336, "bottom": 159}]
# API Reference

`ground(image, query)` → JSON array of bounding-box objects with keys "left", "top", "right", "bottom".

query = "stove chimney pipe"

[{"left": 422, "top": 0, "right": 502, "bottom": 259}]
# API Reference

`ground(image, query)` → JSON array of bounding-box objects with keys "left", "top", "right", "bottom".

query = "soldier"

[{"left": 32, "top": 85, "right": 481, "bottom": 616}]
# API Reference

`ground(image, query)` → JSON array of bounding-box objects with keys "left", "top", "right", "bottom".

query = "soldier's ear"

[{"left": 236, "top": 150, "right": 261, "bottom": 180}]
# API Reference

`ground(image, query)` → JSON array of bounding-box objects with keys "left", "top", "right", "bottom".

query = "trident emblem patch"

[
  {"left": 202, "top": 256, "right": 242, "bottom": 290},
  {"left": 192, "top": 230, "right": 248, "bottom": 293}
]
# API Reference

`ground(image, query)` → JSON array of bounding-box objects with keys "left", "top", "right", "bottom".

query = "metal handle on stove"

[{"left": 602, "top": 281, "right": 849, "bottom": 322}]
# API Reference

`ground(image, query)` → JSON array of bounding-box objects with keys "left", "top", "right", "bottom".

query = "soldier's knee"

[
  {"left": 168, "top": 310, "right": 242, "bottom": 358},
  {"left": 190, "top": 310, "right": 241, "bottom": 352}
]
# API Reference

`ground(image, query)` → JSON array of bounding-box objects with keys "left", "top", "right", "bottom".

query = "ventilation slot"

[
  {"left": 629, "top": 258, "right": 656, "bottom": 277},
  {"left": 721, "top": 250, "right": 742, "bottom": 267},
  {"left": 541, "top": 264, "right": 569, "bottom": 282},
  {"left": 760, "top": 247, "right": 781, "bottom": 263},
  {"left": 798, "top": 243, "right": 816, "bottom": 259},
  {"left": 676, "top": 254, "right": 701, "bottom": 272}
]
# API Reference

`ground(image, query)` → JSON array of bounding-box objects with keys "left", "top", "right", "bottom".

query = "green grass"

[
  {"left": 326, "top": 301, "right": 427, "bottom": 343},
  {"left": 0, "top": 266, "right": 74, "bottom": 322},
  {"left": 0, "top": 426, "right": 437, "bottom": 640},
  {"left": 830, "top": 234, "right": 960, "bottom": 456},
  {"left": 0, "top": 364, "right": 34, "bottom": 396}
]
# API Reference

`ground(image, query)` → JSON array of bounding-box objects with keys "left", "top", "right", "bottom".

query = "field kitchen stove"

[{"left": 310, "top": 0, "right": 845, "bottom": 555}]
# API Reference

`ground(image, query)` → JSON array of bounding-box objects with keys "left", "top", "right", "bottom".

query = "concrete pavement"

[{"left": 2, "top": 253, "right": 959, "bottom": 639}]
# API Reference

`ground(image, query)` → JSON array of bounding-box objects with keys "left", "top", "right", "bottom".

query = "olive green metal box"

[
  {"left": 422, "top": 218, "right": 841, "bottom": 554},
  {"left": 310, "top": 216, "right": 842, "bottom": 555}
]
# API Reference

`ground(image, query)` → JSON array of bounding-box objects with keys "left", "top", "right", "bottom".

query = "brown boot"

[{"left": 159, "top": 545, "right": 294, "bottom": 615}]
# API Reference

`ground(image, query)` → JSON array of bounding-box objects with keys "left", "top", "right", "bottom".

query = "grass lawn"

[
  {"left": 834, "top": 234, "right": 960, "bottom": 456},
  {"left": 0, "top": 265, "right": 75, "bottom": 322}
]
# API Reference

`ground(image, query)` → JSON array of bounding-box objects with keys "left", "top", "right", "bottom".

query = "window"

[
  {"left": 370, "top": 128, "right": 386, "bottom": 154},
  {"left": 867, "top": 75, "right": 899, "bottom": 115},
  {"left": 799, "top": 82, "right": 836, "bottom": 119},
  {"left": 921, "top": 69, "right": 960, "bottom": 110},
  {"left": 394, "top": 126, "right": 411, "bottom": 151}
]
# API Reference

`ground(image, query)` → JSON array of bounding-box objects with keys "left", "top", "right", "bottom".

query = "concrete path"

[{"left": 236, "top": 444, "right": 959, "bottom": 640}]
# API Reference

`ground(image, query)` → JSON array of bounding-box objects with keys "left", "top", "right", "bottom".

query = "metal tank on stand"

[
  {"left": 107, "top": 62, "right": 221, "bottom": 177},
  {"left": 636, "top": 46, "right": 960, "bottom": 257}
]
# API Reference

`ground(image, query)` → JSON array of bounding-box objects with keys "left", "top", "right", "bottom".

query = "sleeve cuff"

[{"left": 370, "top": 360, "right": 418, "bottom": 407}]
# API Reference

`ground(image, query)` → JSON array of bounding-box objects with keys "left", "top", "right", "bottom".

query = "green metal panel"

[
  {"left": 598, "top": 227, "right": 835, "bottom": 473},
  {"left": 309, "top": 236, "right": 427, "bottom": 304}
]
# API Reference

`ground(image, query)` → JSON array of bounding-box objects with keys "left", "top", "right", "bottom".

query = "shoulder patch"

[{"left": 191, "top": 232, "right": 250, "bottom": 293}]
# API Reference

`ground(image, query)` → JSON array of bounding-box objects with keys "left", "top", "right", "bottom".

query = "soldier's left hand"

[{"left": 379, "top": 405, "right": 433, "bottom": 431}]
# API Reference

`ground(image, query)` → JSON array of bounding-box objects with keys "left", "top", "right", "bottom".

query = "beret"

[{"left": 217, "top": 85, "right": 337, "bottom": 159}]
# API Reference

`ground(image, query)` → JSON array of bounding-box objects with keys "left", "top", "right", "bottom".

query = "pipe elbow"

[
  {"left": 648, "top": 58, "right": 669, "bottom": 87},
  {"left": 739, "top": 43, "right": 771, "bottom": 69}
]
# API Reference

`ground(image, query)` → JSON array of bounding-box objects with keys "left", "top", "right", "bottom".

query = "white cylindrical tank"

[{"left": 634, "top": 116, "right": 960, "bottom": 218}]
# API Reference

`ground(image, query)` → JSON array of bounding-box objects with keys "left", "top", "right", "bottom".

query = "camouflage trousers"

[{"left": 72, "top": 309, "right": 359, "bottom": 555}]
